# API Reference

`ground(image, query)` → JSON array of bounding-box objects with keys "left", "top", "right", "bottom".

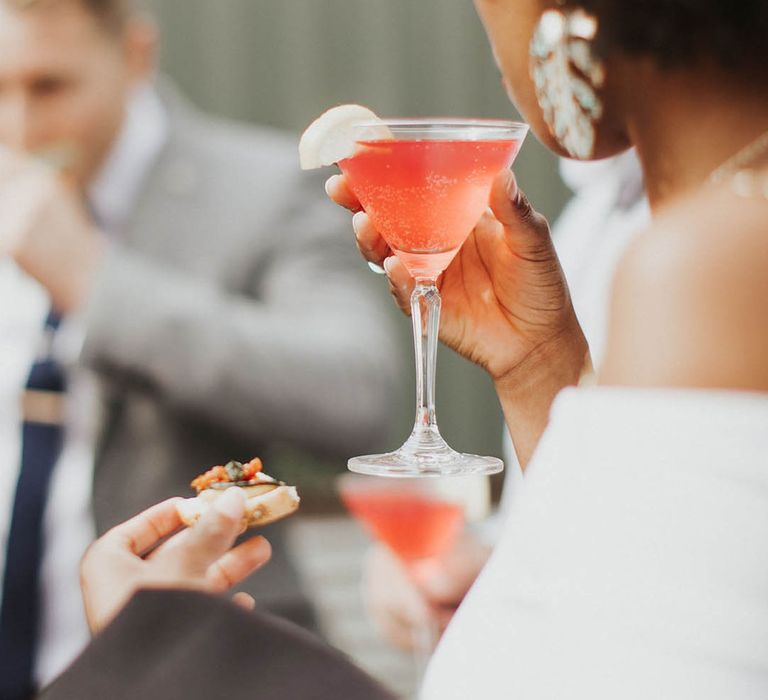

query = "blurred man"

[{"left": 0, "top": 0, "right": 400, "bottom": 696}]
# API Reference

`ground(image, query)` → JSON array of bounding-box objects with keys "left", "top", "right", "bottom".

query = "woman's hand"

[
  {"left": 81, "top": 489, "right": 271, "bottom": 634},
  {"left": 327, "top": 170, "right": 585, "bottom": 383},
  {"left": 327, "top": 169, "right": 590, "bottom": 466}
]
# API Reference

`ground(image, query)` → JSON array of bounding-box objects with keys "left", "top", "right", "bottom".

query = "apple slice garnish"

[{"left": 299, "top": 104, "right": 392, "bottom": 170}]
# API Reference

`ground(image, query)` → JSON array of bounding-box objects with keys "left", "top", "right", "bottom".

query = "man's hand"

[
  {"left": 0, "top": 147, "right": 105, "bottom": 313},
  {"left": 363, "top": 534, "right": 491, "bottom": 651},
  {"left": 81, "top": 489, "right": 272, "bottom": 635}
]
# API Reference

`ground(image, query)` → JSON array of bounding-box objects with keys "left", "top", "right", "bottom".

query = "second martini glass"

[
  {"left": 337, "top": 473, "right": 488, "bottom": 685},
  {"left": 339, "top": 118, "right": 528, "bottom": 477}
]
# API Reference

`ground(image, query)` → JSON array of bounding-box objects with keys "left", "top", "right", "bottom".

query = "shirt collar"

[{"left": 87, "top": 82, "right": 169, "bottom": 235}]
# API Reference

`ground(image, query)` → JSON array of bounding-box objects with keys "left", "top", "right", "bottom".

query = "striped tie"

[{"left": 0, "top": 310, "right": 66, "bottom": 700}]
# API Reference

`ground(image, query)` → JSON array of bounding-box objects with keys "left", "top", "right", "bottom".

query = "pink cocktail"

[
  {"left": 337, "top": 472, "right": 469, "bottom": 681},
  {"left": 340, "top": 138, "right": 522, "bottom": 279},
  {"left": 340, "top": 119, "right": 528, "bottom": 478},
  {"left": 341, "top": 486, "right": 463, "bottom": 561}
]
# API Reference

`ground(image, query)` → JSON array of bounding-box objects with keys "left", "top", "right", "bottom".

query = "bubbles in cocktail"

[
  {"left": 340, "top": 139, "right": 521, "bottom": 278},
  {"left": 300, "top": 107, "right": 528, "bottom": 476}
]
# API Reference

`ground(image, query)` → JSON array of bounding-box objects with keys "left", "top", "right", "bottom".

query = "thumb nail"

[
  {"left": 214, "top": 487, "right": 246, "bottom": 520},
  {"left": 383, "top": 256, "right": 396, "bottom": 274}
]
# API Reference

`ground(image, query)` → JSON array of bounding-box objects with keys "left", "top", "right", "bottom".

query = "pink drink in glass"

[
  {"left": 340, "top": 486, "right": 463, "bottom": 561},
  {"left": 340, "top": 118, "right": 528, "bottom": 478},
  {"left": 339, "top": 138, "right": 522, "bottom": 279}
]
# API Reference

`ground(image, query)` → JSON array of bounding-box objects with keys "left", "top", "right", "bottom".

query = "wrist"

[
  {"left": 494, "top": 321, "right": 590, "bottom": 469},
  {"left": 494, "top": 321, "right": 590, "bottom": 400}
]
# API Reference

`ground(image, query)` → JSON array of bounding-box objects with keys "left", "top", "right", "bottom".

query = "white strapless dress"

[{"left": 423, "top": 387, "right": 768, "bottom": 699}]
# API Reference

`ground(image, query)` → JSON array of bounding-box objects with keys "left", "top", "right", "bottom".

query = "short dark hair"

[
  {"left": 569, "top": 0, "right": 768, "bottom": 70},
  {"left": 6, "top": 0, "right": 136, "bottom": 33}
]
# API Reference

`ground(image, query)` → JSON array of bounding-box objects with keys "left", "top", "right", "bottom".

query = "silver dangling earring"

[{"left": 529, "top": 6, "right": 606, "bottom": 160}]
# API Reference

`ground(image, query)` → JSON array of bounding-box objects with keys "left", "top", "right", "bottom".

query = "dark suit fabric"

[{"left": 41, "top": 590, "right": 397, "bottom": 700}]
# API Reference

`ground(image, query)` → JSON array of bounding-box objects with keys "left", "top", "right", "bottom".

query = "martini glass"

[
  {"left": 339, "top": 118, "right": 528, "bottom": 477},
  {"left": 337, "top": 473, "right": 487, "bottom": 685}
]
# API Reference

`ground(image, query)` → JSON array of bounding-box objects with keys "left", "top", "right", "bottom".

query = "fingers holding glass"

[
  {"left": 352, "top": 211, "right": 391, "bottom": 268},
  {"left": 383, "top": 256, "right": 414, "bottom": 315},
  {"left": 325, "top": 173, "right": 361, "bottom": 211}
]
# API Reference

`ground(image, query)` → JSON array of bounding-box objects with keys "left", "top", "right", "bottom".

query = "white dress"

[
  {"left": 496, "top": 151, "right": 649, "bottom": 516},
  {"left": 424, "top": 387, "right": 768, "bottom": 699}
]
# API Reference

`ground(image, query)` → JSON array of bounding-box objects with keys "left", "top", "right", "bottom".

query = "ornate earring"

[{"left": 529, "top": 6, "right": 606, "bottom": 160}]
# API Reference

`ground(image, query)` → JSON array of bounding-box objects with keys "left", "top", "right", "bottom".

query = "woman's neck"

[{"left": 622, "top": 64, "right": 768, "bottom": 210}]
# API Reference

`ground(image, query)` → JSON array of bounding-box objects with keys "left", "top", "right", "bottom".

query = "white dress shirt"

[{"left": 0, "top": 83, "right": 167, "bottom": 687}]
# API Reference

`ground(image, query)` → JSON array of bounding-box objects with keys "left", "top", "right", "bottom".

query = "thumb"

[
  {"left": 410, "top": 559, "right": 466, "bottom": 607},
  {"left": 488, "top": 170, "right": 550, "bottom": 242},
  {"left": 180, "top": 487, "right": 247, "bottom": 572}
]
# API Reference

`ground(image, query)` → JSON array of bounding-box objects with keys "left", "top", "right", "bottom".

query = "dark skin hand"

[{"left": 326, "top": 169, "right": 589, "bottom": 467}]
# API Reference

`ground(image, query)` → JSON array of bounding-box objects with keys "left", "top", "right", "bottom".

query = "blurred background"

[
  {"left": 144, "top": 0, "right": 571, "bottom": 476},
  {"left": 142, "top": 1, "right": 572, "bottom": 696}
]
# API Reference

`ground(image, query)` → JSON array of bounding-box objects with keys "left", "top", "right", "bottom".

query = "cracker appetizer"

[{"left": 177, "top": 458, "right": 299, "bottom": 528}]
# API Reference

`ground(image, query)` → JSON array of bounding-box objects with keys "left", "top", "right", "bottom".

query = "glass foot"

[{"left": 348, "top": 435, "right": 503, "bottom": 478}]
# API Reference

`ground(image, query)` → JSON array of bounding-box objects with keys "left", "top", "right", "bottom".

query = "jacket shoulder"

[{"left": 178, "top": 110, "right": 301, "bottom": 176}]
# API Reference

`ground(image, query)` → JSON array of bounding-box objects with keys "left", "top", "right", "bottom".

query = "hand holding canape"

[{"left": 80, "top": 491, "right": 272, "bottom": 635}]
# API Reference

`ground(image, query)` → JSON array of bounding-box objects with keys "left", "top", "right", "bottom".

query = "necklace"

[{"left": 709, "top": 128, "right": 768, "bottom": 200}]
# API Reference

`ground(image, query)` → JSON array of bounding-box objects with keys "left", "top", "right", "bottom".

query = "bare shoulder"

[{"left": 600, "top": 185, "right": 768, "bottom": 390}]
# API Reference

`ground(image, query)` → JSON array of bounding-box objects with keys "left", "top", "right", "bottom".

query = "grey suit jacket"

[{"left": 79, "top": 84, "right": 402, "bottom": 626}]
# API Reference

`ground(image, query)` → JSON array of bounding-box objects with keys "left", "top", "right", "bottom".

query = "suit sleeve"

[
  {"left": 40, "top": 589, "right": 398, "bottom": 700},
  {"left": 79, "top": 165, "right": 404, "bottom": 458}
]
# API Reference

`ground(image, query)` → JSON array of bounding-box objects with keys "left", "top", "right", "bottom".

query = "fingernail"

[
  {"left": 324, "top": 175, "right": 339, "bottom": 197},
  {"left": 214, "top": 487, "right": 246, "bottom": 519},
  {"left": 506, "top": 170, "right": 518, "bottom": 201},
  {"left": 383, "top": 256, "right": 395, "bottom": 274},
  {"left": 352, "top": 211, "right": 366, "bottom": 235}
]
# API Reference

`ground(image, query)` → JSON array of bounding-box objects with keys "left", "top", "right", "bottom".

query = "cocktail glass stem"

[
  {"left": 410, "top": 279, "right": 443, "bottom": 446},
  {"left": 348, "top": 272, "right": 502, "bottom": 476}
]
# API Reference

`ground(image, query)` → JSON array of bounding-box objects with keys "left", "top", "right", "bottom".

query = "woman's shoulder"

[{"left": 600, "top": 183, "right": 768, "bottom": 390}]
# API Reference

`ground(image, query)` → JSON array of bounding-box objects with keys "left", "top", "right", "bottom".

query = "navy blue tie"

[{"left": 0, "top": 310, "right": 66, "bottom": 700}]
